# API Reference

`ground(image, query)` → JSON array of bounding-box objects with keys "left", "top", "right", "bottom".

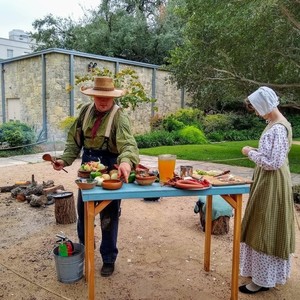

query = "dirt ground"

[{"left": 0, "top": 158, "right": 300, "bottom": 300}]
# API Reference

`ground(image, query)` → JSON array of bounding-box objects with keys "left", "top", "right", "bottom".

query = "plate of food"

[
  {"left": 173, "top": 178, "right": 212, "bottom": 190},
  {"left": 78, "top": 161, "right": 107, "bottom": 178}
]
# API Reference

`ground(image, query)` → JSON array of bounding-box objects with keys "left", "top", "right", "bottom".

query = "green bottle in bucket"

[{"left": 54, "top": 233, "right": 85, "bottom": 283}]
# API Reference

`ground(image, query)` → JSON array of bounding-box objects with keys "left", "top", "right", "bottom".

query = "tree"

[
  {"left": 31, "top": 15, "right": 80, "bottom": 51},
  {"left": 29, "top": 0, "right": 184, "bottom": 65},
  {"left": 167, "top": 0, "right": 300, "bottom": 112}
]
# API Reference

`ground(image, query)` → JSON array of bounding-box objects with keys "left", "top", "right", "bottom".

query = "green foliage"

[
  {"left": 207, "top": 128, "right": 262, "bottom": 142},
  {"left": 203, "top": 114, "right": 233, "bottom": 134},
  {"left": 162, "top": 117, "right": 185, "bottom": 132},
  {"left": 206, "top": 131, "right": 224, "bottom": 142},
  {"left": 150, "top": 114, "right": 164, "bottom": 131},
  {"left": 167, "top": 0, "right": 300, "bottom": 111},
  {"left": 222, "top": 130, "right": 259, "bottom": 141},
  {"left": 75, "top": 67, "right": 156, "bottom": 111},
  {"left": 288, "top": 114, "right": 300, "bottom": 138},
  {"left": 161, "top": 108, "right": 204, "bottom": 132},
  {"left": 31, "top": 15, "right": 78, "bottom": 51},
  {"left": 177, "top": 126, "right": 207, "bottom": 144},
  {"left": 30, "top": 0, "right": 185, "bottom": 65},
  {"left": 230, "top": 113, "right": 265, "bottom": 131},
  {"left": 0, "top": 121, "right": 36, "bottom": 147},
  {"left": 58, "top": 116, "right": 77, "bottom": 133},
  {"left": 135, "top": 130, "right": 179, "bottom": 148}
]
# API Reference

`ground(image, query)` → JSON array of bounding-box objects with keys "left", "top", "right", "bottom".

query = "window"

[{"left": 7, "top": 49, "right": 13, "bottom": 58}]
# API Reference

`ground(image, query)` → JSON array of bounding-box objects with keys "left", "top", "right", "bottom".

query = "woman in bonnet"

[{"left": 239, "top": 86, "right": 295, "bottom": 294}]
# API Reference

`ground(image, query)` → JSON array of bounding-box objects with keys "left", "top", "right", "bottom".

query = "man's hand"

[
  {"left": 52, "top": 159, "right": 66, "bottom": 171},
  {"left": 118, "top": 162, "right": 132, "bottom": 183}
]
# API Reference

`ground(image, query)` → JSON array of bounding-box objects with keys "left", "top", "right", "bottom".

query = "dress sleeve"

[{"left": 248, "top": 124, "right": 289, "bottom": 170}]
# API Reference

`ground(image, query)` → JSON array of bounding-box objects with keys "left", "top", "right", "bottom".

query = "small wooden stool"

[
  {"left": 53, "top": 192, "right": 77, "bottom": 224},
  {"left": 196, "top": 195, "right": 233, "bottom": 235}
]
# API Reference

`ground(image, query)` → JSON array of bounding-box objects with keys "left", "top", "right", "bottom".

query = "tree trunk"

[{"left": 54, "top": 194, "right": 77, "bottom": 224}]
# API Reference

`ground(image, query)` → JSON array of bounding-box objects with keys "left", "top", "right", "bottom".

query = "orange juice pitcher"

[{"left": 158, "top": 154, "right": 176, "bottom": 184}]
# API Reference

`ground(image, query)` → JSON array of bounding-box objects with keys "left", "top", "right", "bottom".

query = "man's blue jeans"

[
  {"left": 77, "top": 192, "right": 121, "bottom": 263},
  {"left": 77, "top": 148, "right": 120, "bottom": 263}
]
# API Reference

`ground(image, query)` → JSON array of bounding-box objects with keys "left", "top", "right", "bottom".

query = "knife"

[{"left": 213, "top": 170, "right": 230, "bottom": 177}]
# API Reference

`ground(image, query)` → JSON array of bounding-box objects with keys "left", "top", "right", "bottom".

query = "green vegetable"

[
  {"left": 128, "top": 172, "right": 136, "bottom": 183},
  {"left": 90, "top": 171, "right": 101, "bottom": 179}
]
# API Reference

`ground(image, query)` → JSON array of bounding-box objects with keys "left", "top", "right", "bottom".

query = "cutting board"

[{"left": 192, "top": 174, "right": 253, "bottom": 186}]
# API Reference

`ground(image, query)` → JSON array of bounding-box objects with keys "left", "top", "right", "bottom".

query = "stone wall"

[{"left": 0, "top": 49, "right": 189, "bottom": 142}]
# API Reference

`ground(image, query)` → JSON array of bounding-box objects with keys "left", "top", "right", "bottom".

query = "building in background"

[
  {"left": 0, "top": 29, "right": 35, "bottom": 60},
  {"left": 0, "top": 48, "right": 187, "bottom": 142}
]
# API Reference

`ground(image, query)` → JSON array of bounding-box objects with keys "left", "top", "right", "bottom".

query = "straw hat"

[{"left": 80, "top": 76, "right": 124, "bottom": 98}]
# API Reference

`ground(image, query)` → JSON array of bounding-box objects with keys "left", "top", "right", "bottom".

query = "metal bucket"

[{"left": 53, "top": 243, "right": 84, "bottom": 283}]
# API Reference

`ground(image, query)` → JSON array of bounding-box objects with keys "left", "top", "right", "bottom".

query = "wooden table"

[{"left": 82, "top": 183, "right": 250, "bottom": 300}]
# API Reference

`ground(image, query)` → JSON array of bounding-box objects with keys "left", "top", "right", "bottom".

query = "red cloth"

[{"left": 91, "top": 112, "right": 106, "bottom": 139}]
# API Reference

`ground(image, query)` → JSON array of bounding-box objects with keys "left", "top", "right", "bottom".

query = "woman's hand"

[
  {"left": 118, "top": 162, "right": 132, "bottom": 183},
  {"left": 242, "top": 146, "right": 256, "bottom": 156}
]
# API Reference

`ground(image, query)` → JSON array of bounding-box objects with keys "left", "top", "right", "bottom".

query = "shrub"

[
  {"left": 59, "top": 116, "right": 77, "bottom": 133},
  {"left": 0, "top": 121, "right": 36, "bottom": 147},
  {"left": 206, "top": 131, "right": 224, "bottom": 142},
  {"left": 222, "top": 129, "right": 261, "bottom": 141},
  {"left": 150, "top": 114, "right": 164, "bottom": 131},
  {"left": 162, "top": 108, "right": 204, "bottom": 131},
  {"left": 288, "top": 114, "right": 300, "bottom": 138},
  {"left": 203, "top": 114, "right": 233, "bottom": 134},
  {"left": 231, "top": 113, "right": 265, "bottom": 131},
  {"left": 162, "top": 117, "right": 185, "bottom": 132},
  {"left": 177, "top": 126, "right": 207, "bottom": 144},
  {"left": 172, "top": 108, "right": 204, "bottom": 125},
  {"left": 135, "top": 130, "right": 178, "bottom": 148}
]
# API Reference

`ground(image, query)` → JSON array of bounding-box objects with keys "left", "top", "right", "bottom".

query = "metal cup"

[{"left": 180, "top": 165, "right": 193, "bottom": 178}]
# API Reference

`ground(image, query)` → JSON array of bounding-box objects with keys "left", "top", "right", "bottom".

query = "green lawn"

[{"left": 139, "top": 141, "right": 300, "bottom": 174}]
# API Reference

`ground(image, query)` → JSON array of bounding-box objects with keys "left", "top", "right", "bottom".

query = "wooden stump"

[
  {"left": 199, "top": 211, "right": 230, "bottom": 235},
  {"left": 54, "top": 193, "right": 77, "bottom": 224}
]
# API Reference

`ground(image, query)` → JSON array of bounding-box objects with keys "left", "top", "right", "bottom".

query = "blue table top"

[{"left": 81, "top": 182, "right": 250, "bottom": 202}]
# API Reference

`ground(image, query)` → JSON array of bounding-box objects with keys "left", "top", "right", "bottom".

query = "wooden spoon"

[{"left": 42, "top": 153, "right": 68, "bottom": 173}]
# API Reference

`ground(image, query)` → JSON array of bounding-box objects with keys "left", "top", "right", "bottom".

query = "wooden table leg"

[
  {"left": 230, "top": 194, "right": 242, "bottom": 300},
  {"left": 85, "top": 201, "right": 95, "bottom": 300},
  {"left": 204, "top": 195, "right": 212, "bottom": 271}
]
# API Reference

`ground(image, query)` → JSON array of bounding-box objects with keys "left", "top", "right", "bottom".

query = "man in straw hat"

[{"left": 53, "top": 76, "right": 140, "bottom": 277}]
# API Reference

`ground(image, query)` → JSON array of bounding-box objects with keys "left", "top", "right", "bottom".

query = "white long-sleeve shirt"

[{"left": 248, "top": 124, "right": 289, "bottom": 170}]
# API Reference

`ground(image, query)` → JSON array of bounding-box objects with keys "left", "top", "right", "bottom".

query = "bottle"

[
  {"left": 66, "top": 241, "right": 74, "bottom": 256},
  {"left": 58, "top": 242, "right": 68, "bottom": 257}
]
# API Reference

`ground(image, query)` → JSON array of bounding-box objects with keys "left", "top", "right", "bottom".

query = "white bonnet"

[{"left": 248, "top": 86, "right": 279, "bottom": 116}]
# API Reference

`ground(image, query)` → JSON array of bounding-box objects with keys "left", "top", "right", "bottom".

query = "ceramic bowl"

[
  {"left": 78, "top": 167, "right": 108, "bottom": 178},
  {"left": 102, "top": 179, "right": 123, "bottom": 190},
  {"left": 135, "top": 175, "right": 157, "bottom": 186},
  {"left": 77, "top": 170, "right": 91, "bottom": 178},
  {"left": 75, "top": 179, "right": 97, "bottom": 190}
]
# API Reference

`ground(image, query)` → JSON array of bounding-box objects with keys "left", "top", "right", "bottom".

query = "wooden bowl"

[
  {"left": 102, "top": 179, "right": 123, "bottom": 190},
  {"left": 135, "top": 175, "right": 157, "bottom": 186},
  {"left": 75, "top": 179, "right": 97, "bottom": 190}
]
